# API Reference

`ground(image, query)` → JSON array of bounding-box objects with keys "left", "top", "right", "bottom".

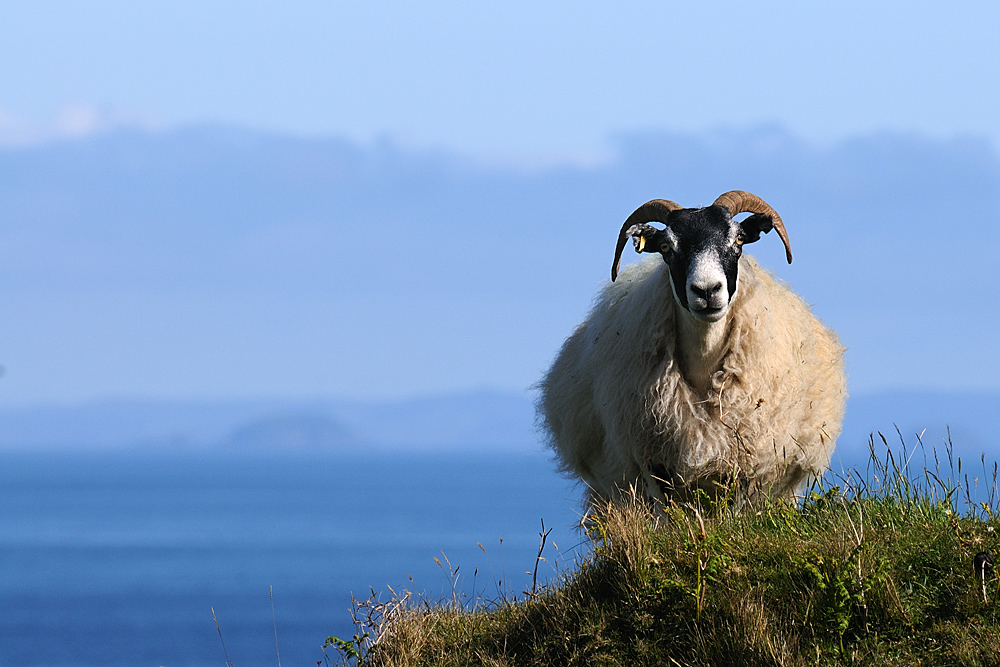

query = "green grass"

[{"left": 328, "top": 436, "right": 1000, "bottom": 666}]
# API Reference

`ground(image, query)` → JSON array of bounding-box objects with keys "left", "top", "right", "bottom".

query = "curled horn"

[
  {"left": 712, "top": 190, "right": 792, "bottom": 264},
  {"left": 612, "top": 199, "right": 683, "bottom": 281}
]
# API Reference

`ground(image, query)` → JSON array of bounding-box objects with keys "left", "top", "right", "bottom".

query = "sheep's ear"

[
  {"left": 625, "top": 223, "right": 670, "bottom": 254},
  {"left": 738, "top": 213, "right": 774, "bottom": 245}
]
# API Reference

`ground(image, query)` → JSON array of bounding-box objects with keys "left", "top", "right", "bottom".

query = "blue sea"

[{"left": 0, "top": 450, "right": 584, "bottom": 667}]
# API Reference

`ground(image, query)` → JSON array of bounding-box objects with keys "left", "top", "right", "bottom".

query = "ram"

[{"left": 538, "top": 191, "right": 846, "bottom": 505}]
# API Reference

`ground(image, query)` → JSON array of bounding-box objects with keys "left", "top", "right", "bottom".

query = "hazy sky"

[
  {"left": 1, "top": 1, "right": 998, "bottom": 161},
  {"left": 1, "top": 2, "right": 999, "bottom": 406}
]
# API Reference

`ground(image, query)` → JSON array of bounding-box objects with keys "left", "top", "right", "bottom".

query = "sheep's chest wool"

[{"left": 539, "top": 193, "right": 846, "bottom": 505}]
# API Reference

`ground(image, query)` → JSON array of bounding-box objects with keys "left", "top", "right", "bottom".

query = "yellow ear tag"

[{"left": 637, "top": 235, "right": 646, "bottom": 252}]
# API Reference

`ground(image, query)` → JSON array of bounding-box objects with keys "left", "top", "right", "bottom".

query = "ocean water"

[{"left": 0, "top": 450, "right": 584, "bottom": 667}]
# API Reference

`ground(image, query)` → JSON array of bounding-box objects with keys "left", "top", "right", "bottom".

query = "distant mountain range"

[
  {"left": 1, "top": 389, "right": 997, "bottom": 476},
  {"left": 0, "top": 389, "right": 537, "bottom": 453}
]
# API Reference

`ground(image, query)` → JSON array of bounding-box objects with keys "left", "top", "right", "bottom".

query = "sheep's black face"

[
  {"left": 627, "top": 205, "right": 774, "bottom": 323},
  {"left": 658, "top": 206, "right": 741, "bottom": 322}
]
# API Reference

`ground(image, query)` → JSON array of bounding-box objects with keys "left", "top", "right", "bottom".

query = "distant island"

[{"left": 0, "top": 389, "right": 997, "bottom": 473}]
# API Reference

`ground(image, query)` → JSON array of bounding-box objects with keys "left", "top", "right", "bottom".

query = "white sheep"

[{"left": 538, "top": 191, "right": 846, "bottom": 504}]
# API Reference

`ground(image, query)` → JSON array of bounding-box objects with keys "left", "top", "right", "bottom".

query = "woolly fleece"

[{"left": 539, "top": 254, "right": 846, "bottom": 502}]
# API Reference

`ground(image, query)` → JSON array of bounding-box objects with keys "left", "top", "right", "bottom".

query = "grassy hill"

[{"left": 327, "top": 440, "right": 1000, "bottom": 666}]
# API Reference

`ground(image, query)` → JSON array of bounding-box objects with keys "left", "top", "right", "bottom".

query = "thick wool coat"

[{"left": 539, "top": 254, "right": 847, "bottom": 502}]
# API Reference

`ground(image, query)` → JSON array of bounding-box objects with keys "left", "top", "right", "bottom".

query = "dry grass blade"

[{"left": 211, "top": 606, "right": 236, "bottom": 667}]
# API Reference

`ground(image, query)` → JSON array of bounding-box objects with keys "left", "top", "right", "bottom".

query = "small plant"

[{"left": 323, "top": 632, "right": 369, "bottom": 665}]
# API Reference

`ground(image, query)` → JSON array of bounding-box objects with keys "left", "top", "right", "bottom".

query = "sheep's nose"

[{"left": 690, "top": 282, "right": 722, "bottom": 300}]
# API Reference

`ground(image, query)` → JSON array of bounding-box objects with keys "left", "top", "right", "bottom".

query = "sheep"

[{"left": 538, "top": 191, "right": 846, "bottom": 505}]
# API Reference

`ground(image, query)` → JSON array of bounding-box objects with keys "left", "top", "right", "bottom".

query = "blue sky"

[
  {"left": 1, "top": 1, "right": 998, "bottom": 160},
  {"left": 0, "top": 2, "right": 999, "bottom": 406}
]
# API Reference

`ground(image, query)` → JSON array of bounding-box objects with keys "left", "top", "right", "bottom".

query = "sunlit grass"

[{"left": 328, "top": 434, "right": 1000, "bottom": 666}]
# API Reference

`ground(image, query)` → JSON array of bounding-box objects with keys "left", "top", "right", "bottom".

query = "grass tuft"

[{"left": 329, "top": 434, "right": 1000, "bottom": 666}]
